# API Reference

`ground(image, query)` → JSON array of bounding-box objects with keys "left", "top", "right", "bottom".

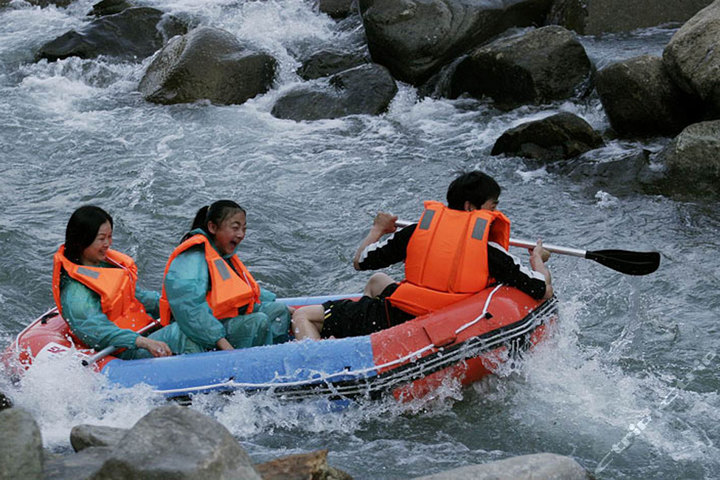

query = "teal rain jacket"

[
  {"left": 162, "top": 229, "right": 291, "bottom": 350},
  {"left": 59, "top": 268, "right": 201, "bottom": 360}
]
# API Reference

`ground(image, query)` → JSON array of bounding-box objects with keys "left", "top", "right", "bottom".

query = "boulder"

[
  {"left": 663, "top": 0, "right": 720, "bottom": 116},
  {"left": 654, "top": 120, "right": 720, "bottom": 196},
  {"left": 272, "top": 63, "right": 397, "bottom": 120},
  {"left": 359, "top": 0, "right": 553, "bottom": 85},
  {"left": 492, "top": 112, "right": 604, "bottom": 160},
  {"left": 36, "top": 7, "right": 187, "bottom": 62},
  {"left": 548, "top": 0, "right": 713, "bottom": 34},
  {"left": 449, "top": 25, "right": 592, "bottom": 109},
  {"left": 138, "top": 26, "right": 277, "bottom": 105},
  {"left": 0, "top": 408, "right": 43, "bottom": 480},
  {"left": 91, "top": 404, "right": 262, "bottom": 479},
  {"left": 318, "top": 0, "right": 356, "bottom": 19},
  {"left": 255, "top": 450, "right": 353, "bottom": 480},
  {"left": 411, "top": 453, "right": 589, "bottom": 479},
  {"left": 596, "top": 55, "right": 702, "bottom": 137},
  {"left": 298, "top": 49, "right": 368, "bottom": 80},
  {"left": 87, "top": 0, "right": 134, "bottom": 17},
  {"left": 70, "top": 424, "right": 128, "bottom": 452}
]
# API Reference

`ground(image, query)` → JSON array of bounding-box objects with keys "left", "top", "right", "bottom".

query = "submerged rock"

[
  {"left": 663, "top": 0, "right": 720, "bottom": 116},
  {"left": 43, "top": 447, "right": 113, "bottom": 480},
  {"left": 548, "top": 0, "right": 713, "bottom": 34},
  {"left": 491, "top": 112, "right": 603, "bottom": 161},
  {"left": 359, "top": 0, "right": 552, "bottom": 84},
  {"left": 139, "top": 26, "right": 277, "bottom": 105},
  {"left": 36, "top": 7, "right": 187, "bottom": 62},
  {"left": 255, "top": 450, "right": 353, "bottom": 480},
  {"left": 0, "top": 391, "right": 12, "bottom": 410},
  {"left": 272, "top": 63, "right": 397, "bottom": 121},
  {"left": 0, "top": 408, "right": 43, "bottom": 480},
  {"left": 449, "top": 25, "right": 592, "bottom": 109},
  {"left": 596, "top": 55, "right": 702, "bottom": 137},
  {"left": 410, "top": 452, "right": 589, "bottom": 479},
  {"left": 555, "top": 150, "right": 655, "bottom": 196}
]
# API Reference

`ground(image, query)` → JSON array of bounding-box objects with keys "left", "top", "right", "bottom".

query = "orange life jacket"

[
  {"left": 52, "top": 246, "right": 158, "bottom": 331},
  {"left": 159, "top": 234, "right": 261, "bottom": 324},
  {"left": 387, "top": 200, "right": 511, "bottom": 317}
]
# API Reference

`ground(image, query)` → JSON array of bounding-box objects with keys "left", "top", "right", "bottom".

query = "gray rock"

[
  {"left": 70, "top": 424, "right": 128, "bottom": 452},
  {"left": 318, "top": 0, "right": 356, "bottom": 19},
  {"left": 663, "top": 0, "right": 720, "bottom": 116},
  {"left": 655, "top": 120, "right": 720, "bottom": 196},
  {"left": 43, "top": 446, "right": 113, "bottom": 480},
  {"left": 298, "top": 49, "right": 368, "bottom": 80},
  {"left": 359, "top": 0, "right": 553, "bottom": 85},
  {"left": 548, "top": 0, "right": 713, "bottom": 34},
  {"left": 0, "top": 408, "right": 43, "bottom": 480},
  {"left": 492, "top": 112, "right": 604, "bottom": 161},
  {"left": 36, "top": 7, "right": 187, "bottom": 62},
  {"left": 87, "top": 0, "right": 134, "bottom": 17},
  {"left": 272, "top": 63, "right": 397, "bottom": 120},
  {"left": 596, "top": 55, "right": 702, "bottom": 137},
  {"left": 411, "top": 452, "right": 590, "bottom": 479},
  {"left": 449, "top": 25, "right": 591, "bottom": 109},
  {"left": 90, "top": 404, "right": 262, "bottom": 480},
  {"left": 139, "top": 26, "right": 276, "bottom": 106}
]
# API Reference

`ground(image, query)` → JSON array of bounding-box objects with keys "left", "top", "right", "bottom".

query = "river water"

[{"left": 1, "top": 1, "right": 718, "bottom": 478}]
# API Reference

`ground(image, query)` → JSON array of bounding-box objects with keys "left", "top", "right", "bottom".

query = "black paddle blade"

[{"left": 585, "top": 250, "right": 661, "bottom": 275}]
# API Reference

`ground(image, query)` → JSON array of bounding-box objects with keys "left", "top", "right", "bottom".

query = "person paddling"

[
  {"left": 159, "top": 200, "right": 291, "bottom": 351},
  {"left": 53, "top": 206, "right": 189, "bottom": 359},
  {"left": 291, "top": 171, "right": 553, "bottom": 340}
]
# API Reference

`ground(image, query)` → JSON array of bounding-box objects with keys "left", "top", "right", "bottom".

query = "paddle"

[
  {"left": 395, "top": 220, "right": 660, "bottom": 276},
  {"left": 81, "top": 319, "right": 162, "bottom": 367}
]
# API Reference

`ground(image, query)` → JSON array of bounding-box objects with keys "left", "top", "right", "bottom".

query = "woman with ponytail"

[{"left": 159, "top": 200, "right": 291, "bottom": 351}]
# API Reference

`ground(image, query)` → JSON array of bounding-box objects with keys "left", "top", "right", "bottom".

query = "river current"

[{"left": 1, "top": 1, "right": 719, "bottom": 478}]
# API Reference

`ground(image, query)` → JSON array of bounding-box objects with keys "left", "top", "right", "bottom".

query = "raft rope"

[
  {"left": 153, "top": 284, "right": 506, "bottom": 396},
  {"left": 454, "top": 284, "right": 502, "bottom": 335}
]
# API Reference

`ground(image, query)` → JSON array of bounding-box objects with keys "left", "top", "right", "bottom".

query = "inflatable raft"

[{"left": 3, "top": 286, "right": 557, "bottom": 402}]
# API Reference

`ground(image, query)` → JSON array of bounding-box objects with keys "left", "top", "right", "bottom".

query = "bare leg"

[
  {"left": 363, "top": 272, "right": 395, "bottom": 298},
  {"left": 291, "top": 305, "right": 325, "bottom": 340}
]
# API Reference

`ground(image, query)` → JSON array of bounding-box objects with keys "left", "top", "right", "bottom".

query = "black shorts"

[{"left": 320, "top": 283, "right": 414, "bottom": 339}]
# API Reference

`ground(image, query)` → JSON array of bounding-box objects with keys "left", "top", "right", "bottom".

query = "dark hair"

[
  {"left": 64, "top": 205, "right": 113, "bottom": 264},
  {"left": 446, "top": 170, "right": 501, "bottom": 210},
  {"left": 183, "top": 200, "right": 245, "bottom": 241}
]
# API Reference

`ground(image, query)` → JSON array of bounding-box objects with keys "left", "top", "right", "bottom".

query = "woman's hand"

[
  {"left": 135, "top": 336, "right": 172, "bottom": 357},
  {"left": 216, "top": 337, "right": 234, "bottom": 351}
]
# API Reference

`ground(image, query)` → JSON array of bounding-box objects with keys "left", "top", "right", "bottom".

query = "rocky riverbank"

[
  {"left": 2, "top": 0, "right": 718, "bottom": 196},
  {"left": 0, "top": 401, "right": 591, "bottom": 480}
]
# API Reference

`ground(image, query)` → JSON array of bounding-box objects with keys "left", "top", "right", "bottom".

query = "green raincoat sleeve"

[
  {"left": 60, "top": 276, "right": 139, "bottom": 350},
  {"left": 136, "top": 287, "right": 160, "bottom": 318},
  {"left": 162, "top": 246, "right": 226, "bottom": 349}
]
